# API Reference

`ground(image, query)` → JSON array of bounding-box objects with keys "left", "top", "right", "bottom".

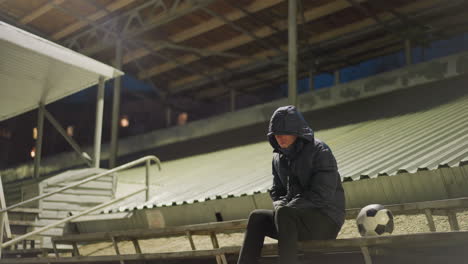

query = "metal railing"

[{"left": 0, "top": 155, "right": 161, "bottom": 257}]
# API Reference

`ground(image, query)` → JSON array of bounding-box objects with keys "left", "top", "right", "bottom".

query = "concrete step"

[
  {"left": 41, "top": 168, "right": 109, "bottom": 186},
  {"left": 9, "top": 220, "right": 37, "bottom": 227},
  {"left": 8, "top": 212, "right": 37, "bottom": 222},
  {"left": 44, "top": 181, "right": 112, "bottom": 190},
  {"left": 42, "top": 187, "right": 112, "bottom": 197},
  {"left": 9, "top": 208, "right": 41, "bottom": 214},
  {"left": 40, "top": 210, "right": 74, "bottom": 219},
  {"left": 41, "top": 193, "right": 110, "bottom": 204},
  {"left": 41, "top": 201, "right": 100, "bottom": 211},
  {"left": 32, "top": 227, "right": 64, "bottom": 237}
]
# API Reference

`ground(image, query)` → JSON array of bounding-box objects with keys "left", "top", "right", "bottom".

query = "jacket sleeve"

[
  {"left": 287, "top": 148, "right": 338, "bottom": 208},
  {"left": 269, "top": 159, "right": 287, "bottom": 209}
]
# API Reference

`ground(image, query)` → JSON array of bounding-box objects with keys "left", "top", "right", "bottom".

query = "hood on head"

[{"left": 267, "top": 105, "right": 314, "bottom": 150}]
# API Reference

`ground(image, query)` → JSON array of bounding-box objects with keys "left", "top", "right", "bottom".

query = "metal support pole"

[
  {"left": 111, "top": 236, "right": 125, "bottom": 264},
  {"left": 0, "top": 176, "right": 11, "bottom": 240},
  {"left": 361, "top": 246, "right": 373, "bottom": 264},
  {"left": 186, "top": 231, "right": 196, "bottom": 250},
  {"left": 405, "top": 39, "right": 412, "bottom": 65},
  {"left": 166, "top": 107, "right": 172, "bottom": 127},
  {"left": 0, "top": 212, "right": 4, "bottom": 258},
  {"left": 145, "top": 160, "right": 150, "bottom": 202},
  {"left": 288, "top": 0, "right": 298, "bottom": 107},
  {"left": 424, "top": 208, "right": 436, "bottom": 232},
  {"left": 447, "top": 210, "right": 460, "bottom": 231},
  {"left": 109, "top": 40, "right": 123, "bottom": 169},
  {"left": 33, "top": 103, "right": 45, "bottom": 179},
  {"left": 334, "top": 70, "right": 340, "bottom": 85},
  {"left": 230, "top": 89, "right": 236, "bottom": 112},
  {"left": 308, "top": 70, "right": 314, "bottom": 91},
  {"left": 93, "top": 76, "right": 105, "bottom": 168}
]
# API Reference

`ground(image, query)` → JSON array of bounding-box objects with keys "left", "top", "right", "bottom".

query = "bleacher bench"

[
  {"left": 1, "top": 231, "right": 467, "bottom": 263},
  {"left": 2, "top": 197, "right": 468, "bottom": 263}
]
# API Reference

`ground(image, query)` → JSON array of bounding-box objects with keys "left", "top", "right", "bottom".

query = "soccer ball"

[{"left": 356, "top": 204, "right": 394, "bottom": 237}]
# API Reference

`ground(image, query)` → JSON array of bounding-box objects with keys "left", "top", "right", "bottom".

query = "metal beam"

[
  {"left": 370, "top": 0, "right": 435, "bottom": 35},
  {"left": 166, "top": 107, "right": 172, "bottom": 127},
  {"left": 194, "top": 5, "right": 458, "bottom": 101},
  {"left": 43, "top": 109, "right": 92, "bottom": 167},
  {"left": 49, "top": 1, "right": 218, "bottom": 98},
  {"left": 19, "top": 0, "right": 64, "bottom": 25},
  {"left": 230, "top": 89, "right": 236, "bottom": 112},
  {"left": 140, "top": 0, "right": 365, "bottom": 81},
  {"left": 65, "top": 0, "right": 214, "bottom": 56},
  {"left": 122, "top": 0, "right": 283, "bottom": 65},
  {"left": 288, "top": 0, "right": 298, "bottom": 107},
  {"left": 159, "top": 41, "right": 251, "bottom": 59},
  {"left": 251, "top": 43, "right": 406, "bottom": 94},
  {"left": 346, "top": 0, "right": 430, "bottom": 45},
  {"left": 51, "top": 0, "right": 135, "bottom": 40},
  {"left": 222, "top": 0, "right": 284, "bottom": 47},
  {"left": 405, "top": 39, "right": 412, "bottom": 65},
  {"left": 196, "top": 67, "right": 286, "bottom": 100},
  {"left": 130, "top": 40, "right": 225, "bottom": 91},
  {"left": 196, "top": 7, "right": 287, "bottom": 85},
  {"left": 335, "top": 70, "right": 342, "bottom": 84},
  {"left": 308, "top": 70, "right": 315, "bottom": 91},
  {"left": 167, "top": 0, "right": 450, "bottom": 94},
  {"left": 201, "top": 6, "right": 287, "bottom": 58}
]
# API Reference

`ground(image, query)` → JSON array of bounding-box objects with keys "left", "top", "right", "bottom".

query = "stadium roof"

[
  {"left": 0, "top": 22, "right": 123, "bottom": 121},
  {"left": 110, "top": 89, "right": 468, "bottom": 211},
  {"left": 1, "top": 0, "right": 468, "bottom": 112}
]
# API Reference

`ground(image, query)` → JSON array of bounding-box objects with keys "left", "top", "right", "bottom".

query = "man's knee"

[
  {"left": 275, "top": 206, "right": 297, "bottom": 220},
  {"left": 248, "top": 209, "right": 271, "bottom": 225}
]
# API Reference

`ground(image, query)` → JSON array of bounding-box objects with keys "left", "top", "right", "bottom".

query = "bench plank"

[
  {"left": 4, "top": 232, "right": 468, "bottom": 263},
  {"left": 45, "top": 197, "right": 468, "bottom": 263},
  {"left": 299, "top": 231, "right": 468, "bottom": 252},
  {"left": 0, "top": 247, "right": 235, "bottom": 263},
  {"left": 53, "top": 219, "right": 248, "bottom": 244}
]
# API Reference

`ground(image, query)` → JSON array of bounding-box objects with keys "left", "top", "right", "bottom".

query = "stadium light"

[{"left": 120, "top": 116, "right": 129, "bottom": 128}]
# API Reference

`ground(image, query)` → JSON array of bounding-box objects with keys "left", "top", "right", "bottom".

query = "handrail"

[
  {"left": 1, "top": 187, "right": 147, "bottom": 249},
  {"left": 0, "top": 155, "right": 161, "bottom": 213},
  {"left": 0, "top": 155, "right": 161, "bottom": 255}
]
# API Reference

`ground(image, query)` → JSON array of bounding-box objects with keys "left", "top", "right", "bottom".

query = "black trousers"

[{"left": 237, "top": 207, "right": 340, "bottom": 264}]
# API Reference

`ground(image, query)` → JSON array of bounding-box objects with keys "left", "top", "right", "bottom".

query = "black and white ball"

[{"left": 356, "top": 204, "right": 394, "bottom": 237}]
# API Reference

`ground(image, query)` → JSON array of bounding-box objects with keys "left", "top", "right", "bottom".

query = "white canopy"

[{"left": 0, "top": 22, "right": 124, "bottom": 121}]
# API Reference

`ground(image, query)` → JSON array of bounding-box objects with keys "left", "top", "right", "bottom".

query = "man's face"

[{"left": 274, "top": 134, "right": 297, "bottom": 148}]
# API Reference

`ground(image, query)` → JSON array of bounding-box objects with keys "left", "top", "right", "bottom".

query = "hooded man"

[{"left": 237, "top": 105, "right": 345, "bottom": 264}]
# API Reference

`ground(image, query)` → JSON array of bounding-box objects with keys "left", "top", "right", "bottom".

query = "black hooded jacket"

[{"left": 267, "top": 105, "right": 345, "bottom": 228}]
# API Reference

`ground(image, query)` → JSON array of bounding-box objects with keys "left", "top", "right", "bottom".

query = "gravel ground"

[{"left": 76, "top": 210, "right": 468, "bottom": 256}]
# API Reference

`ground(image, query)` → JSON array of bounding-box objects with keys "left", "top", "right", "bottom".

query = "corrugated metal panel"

[
  {"left": 324, "top": 94, "right": 468, "bottom": 179},
  {"left": 343, "top": 165, "right": 468, "bottom": 208},
  {"left": 0, "top": 22, "right": 123, "bottom": 121},
  {"left": 106, "top": 94, "right": 468, "bottom": 212}
]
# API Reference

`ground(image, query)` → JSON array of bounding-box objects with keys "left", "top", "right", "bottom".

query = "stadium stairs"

[{"left": 1, "top": 168, "right": 114, "bottom": 254}]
